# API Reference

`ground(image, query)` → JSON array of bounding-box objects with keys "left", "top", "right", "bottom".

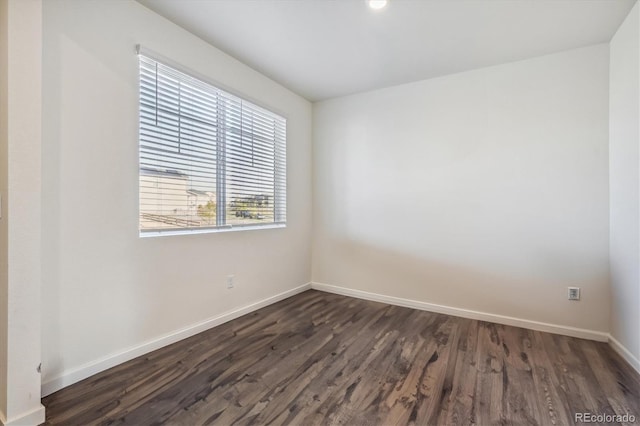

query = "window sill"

[{"left": 139, "top": 223, "right": 286, "bottom": 238}]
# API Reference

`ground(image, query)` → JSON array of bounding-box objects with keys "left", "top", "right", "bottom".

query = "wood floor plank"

[
  {"left": 440, "top": 318, "right": 479, "bottom": 426},
  {"left": 43, "top": 290, "right": 640, "bottom": 426},
  {"left": 526, "top": 329, "right": 573, "bottom": 426}
]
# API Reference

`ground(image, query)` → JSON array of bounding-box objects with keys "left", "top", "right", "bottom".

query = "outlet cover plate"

[{"left": 568, "top": 287, "right": 580, "bottom": 301}]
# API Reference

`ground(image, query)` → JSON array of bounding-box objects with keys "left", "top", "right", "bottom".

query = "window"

[{"left": 138, "top": 53, "right": 286, "bottom": 235}]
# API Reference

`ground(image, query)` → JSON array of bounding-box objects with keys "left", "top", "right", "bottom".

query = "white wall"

[
  {"left": 609, "top": 1, "right": 640, "bottom": 368},
  {"left": 313, "top": 45, "right": 611, "bottom": 334},
  {"left": 41, "top": 0, "right": 312, "bottom": 391},
  {"left": 1, "top": 0, "right": 45, "bottom": 424}
]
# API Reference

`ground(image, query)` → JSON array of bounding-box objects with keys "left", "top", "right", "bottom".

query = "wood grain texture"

[{"left": 43, "top": 290, "right": 640, "bottom": 425}]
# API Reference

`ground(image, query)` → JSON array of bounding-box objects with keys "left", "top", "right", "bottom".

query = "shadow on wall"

[{"left": 314, "top": 237, "right": 609, "bottom": 332}]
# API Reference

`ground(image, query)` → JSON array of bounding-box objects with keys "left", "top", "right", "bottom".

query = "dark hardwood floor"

[{"left": 43, "top": 290, "right": 640, "bottom": 425}]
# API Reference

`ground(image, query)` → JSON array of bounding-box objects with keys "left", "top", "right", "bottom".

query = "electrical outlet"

[
  {"left": 568, "top": 287, "right": 580, "bottom": 301},
  {"left": 226, "top": 275, "right": 234, "bottom": 289}
]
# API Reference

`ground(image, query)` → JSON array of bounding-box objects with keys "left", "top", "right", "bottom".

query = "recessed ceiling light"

[{"left": 368, "top": 0, "right": 387, "bottom": 11}]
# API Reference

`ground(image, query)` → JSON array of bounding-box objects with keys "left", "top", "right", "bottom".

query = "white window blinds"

[{"left": 138, "top": 54, "right": 286, "bottom": 234}]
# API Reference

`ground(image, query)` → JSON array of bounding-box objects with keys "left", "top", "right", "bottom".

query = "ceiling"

[{"left": 138, "top": 0, "right": 636, "bottom": 102}]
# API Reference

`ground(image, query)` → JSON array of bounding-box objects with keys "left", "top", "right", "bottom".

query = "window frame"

[{"left": 136, "top": 46, "right": 287, "bottom": 237}]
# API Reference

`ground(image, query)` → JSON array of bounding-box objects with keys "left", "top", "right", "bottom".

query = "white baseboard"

[
  {"left": 310, "top": 282, "right": 609, "bottom": 342},
  {"left": 0, "top": 404, "right": 45, "bottom": 426},
  {"left": 42, "top": 281, "right": 636, "bottom": 399},
  {"left": 41, "top": 283, "right": 312, "bottom": 397},
  {"left": 608, "top": 334, "right": 640, "bottom": 375}
]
